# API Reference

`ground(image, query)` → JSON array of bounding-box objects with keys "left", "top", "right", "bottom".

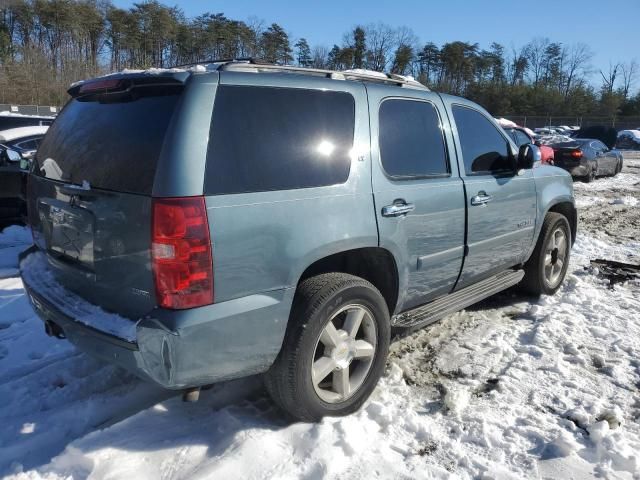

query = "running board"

[{"left": 392, "top": 269, "right": 525, "bottom": 329}]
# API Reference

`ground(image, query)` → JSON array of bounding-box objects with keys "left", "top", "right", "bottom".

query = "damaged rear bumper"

[{"left": 20, "top": 246, "right": 293, "bottom": 390}]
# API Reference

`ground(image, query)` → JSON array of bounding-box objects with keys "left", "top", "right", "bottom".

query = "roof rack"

[
  {"left": 170, "top": 58, "right": 429, "bottom": 91},
  {"left": 170, "top": 57, "right": 268, "bottom": 69}
]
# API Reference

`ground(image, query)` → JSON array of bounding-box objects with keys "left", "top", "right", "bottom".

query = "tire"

[
  {"left": 265, "top": 273, "right": 390, "bottom": 422},
  {"left": 583, "top": 167, "right": 596, "bottom": 183},
  {"left": 520, "top": 212, "right": 571, "bottom": 296}
]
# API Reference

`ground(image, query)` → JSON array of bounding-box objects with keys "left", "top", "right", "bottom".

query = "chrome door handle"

[
  {"left": 471, "top": 192, "right": 493, "bottom": 206},
  {"left": 381, "top": 202, "right": 415, "bottom": 217}
]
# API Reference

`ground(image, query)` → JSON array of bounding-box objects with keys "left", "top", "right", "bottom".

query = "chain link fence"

[
  {"left": 503, "top": 116, "right": 640, "bottom": 131},
  {"left": 0, "top": 104, "right": 60, "bottom": 116}
]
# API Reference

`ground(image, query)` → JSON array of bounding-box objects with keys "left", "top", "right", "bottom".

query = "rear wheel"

[
  {"left": 265, "top": 273, "right": 390, "bottom": 422},
  {"left": 520, "top": 213, "right": 571, "bottom": 296},
  {"left": 583, "top": 167, "right": 596, "bottom": 183}
]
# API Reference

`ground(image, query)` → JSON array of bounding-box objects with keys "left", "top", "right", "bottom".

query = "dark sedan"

[{"left": 552, "top": 138, "right": 623, "bottom": 182}]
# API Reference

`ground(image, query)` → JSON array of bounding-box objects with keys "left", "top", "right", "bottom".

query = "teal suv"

[{"left": 21, "top": 61, "right": 576, "bottom": 421}]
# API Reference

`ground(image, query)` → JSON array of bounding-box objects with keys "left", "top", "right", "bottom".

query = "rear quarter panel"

[{"left": 203, "top": 73, "right": 378, "bottom": 303}]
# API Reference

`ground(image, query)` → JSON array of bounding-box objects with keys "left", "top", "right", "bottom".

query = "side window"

[
  {"left": 592, "top": 141, "right": 607, "bottom": 151},
  {"left": 514, "top": 130, "right": 531, "bottom": 147},
  {"left": 15, "top": 139, "right": 37, "bottom": 150},
  {"left": 452, "top": 105, "right": 513, "bottom": 175},
  {"left": 378, "top": 99, "right": 448, "bottom": 177},
  {"left": 205, "top": 86, "right": 355, "bottom": 195}
]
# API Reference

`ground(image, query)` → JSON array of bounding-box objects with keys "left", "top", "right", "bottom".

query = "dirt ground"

[{"left": 573, "top": 152, "right": 640, "bottom": 252}]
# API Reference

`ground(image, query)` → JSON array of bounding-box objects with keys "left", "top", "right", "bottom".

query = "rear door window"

[
  {"left": 35, "top": 88, "right": 181, "bottom": 195},
  {"left": 452, "top": 105, "right": 513, "bottom": 175},
  {"left": 205, "top": 86, "right": 355, "bottom": 195},
  {"left": 378, "top": 99, "right": 449, "bottom": 178}
]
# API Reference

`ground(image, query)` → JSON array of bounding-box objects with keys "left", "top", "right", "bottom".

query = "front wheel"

[
  {"left": 265, "top": 273, "right": 390, "bottom": 422},
  {"left": 520, "top": 213, "right": 571, "bottom": 296}
]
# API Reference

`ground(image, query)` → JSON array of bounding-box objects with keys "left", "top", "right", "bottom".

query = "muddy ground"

[{"left": 574, "top": 152, "right": 640, "bottom": 250}]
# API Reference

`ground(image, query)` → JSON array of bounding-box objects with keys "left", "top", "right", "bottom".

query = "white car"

[{"left": 0, "top": 126, "right": 49, "bottom": 159}]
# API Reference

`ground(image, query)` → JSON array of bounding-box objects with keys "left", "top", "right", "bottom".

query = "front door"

[
  {"left": 368, "top": 86, "right": 466, "bottom": 312},
  {"left": 593, "top": 141, "right": 618, "bottom": 175},
  {"left": 447, "top": 103, "right": 537, "bottom": 288}
]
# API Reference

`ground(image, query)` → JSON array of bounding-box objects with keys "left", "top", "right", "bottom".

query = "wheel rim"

[
  {"left": 544, "top": 228, "right": 568, "bottom": 288},
  {"left": 311, "top": 304, "right": 377, "bottom": 404}
]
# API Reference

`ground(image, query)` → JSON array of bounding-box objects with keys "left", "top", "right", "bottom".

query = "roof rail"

[
  {"left": 217, "top": 62, "right": 429, "bottom": 90},
  {"left": 170, "top": 57, "right": 268, "bottom": 69},
  {"left": 168, "top": 58, "right": 429, "bottom": 90}
]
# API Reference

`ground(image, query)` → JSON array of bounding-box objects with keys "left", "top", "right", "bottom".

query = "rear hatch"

[{"left": 28, "top": 75, "right": 185, "bottom": 319}]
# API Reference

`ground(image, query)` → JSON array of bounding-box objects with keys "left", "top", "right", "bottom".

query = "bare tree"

[
  {"left": 561, "top": 42, "right": 592, "bottom": 98},
  {"left": 506, "top": 44, "right": 529, "bottom": 86},
  {"left": 524, "top": 37, "right": 550, "bottom": 85},
  {"left": 364, "top": 23, "right": 395, "bottom": 71},
  {"left": 620, "top": 60, "right": 638, "bottom": 99},
  {"left": 310, "top": 45, "right": 329, "bottom": 69},
  {"left": 600, "top": 61, "right": 621, "bottom": 94}
]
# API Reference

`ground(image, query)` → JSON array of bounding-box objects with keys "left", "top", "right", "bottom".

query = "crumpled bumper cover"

[{"left": 19, "top": 246, "right": 293, "bottom": 389}]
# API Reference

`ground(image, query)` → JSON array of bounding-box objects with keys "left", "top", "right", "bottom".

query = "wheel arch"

[
  {"left": 297, "top": 247, "right": 400, "bottom": 317},
  {"left": 547, "top": 201, "right": 577, "bottom": 245}
]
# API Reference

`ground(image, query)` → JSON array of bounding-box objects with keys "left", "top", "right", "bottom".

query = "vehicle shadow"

[
  {"left": 22, "top": 374, "right": 294, "bottom": 478},
  {"left": 464, "top": 286, "right": 539, "bottom": 312}
]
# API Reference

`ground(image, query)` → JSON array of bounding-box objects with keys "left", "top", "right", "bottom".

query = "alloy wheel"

[
  {"left": 311, "top": 304, "right": 377, "bottom": 404},
  {"left": 544, "top": 228, "right": 568, "bottom": 288}
]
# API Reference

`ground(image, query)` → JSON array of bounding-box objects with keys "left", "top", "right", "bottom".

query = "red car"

[{"left": 502, "top": 126, "right": 555, "bottom": 165}]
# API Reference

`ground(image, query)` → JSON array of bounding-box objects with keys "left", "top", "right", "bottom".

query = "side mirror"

[
  {"left": 517, "top": 143, "right": 540, "bottom": 170},
  {"left": 5, "top": 149, "right": 22, "bottom": 163}
]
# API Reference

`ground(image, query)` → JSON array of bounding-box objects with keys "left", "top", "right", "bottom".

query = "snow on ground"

[{"left": 1, "top": 160, "right": 640, "bottom": 479}]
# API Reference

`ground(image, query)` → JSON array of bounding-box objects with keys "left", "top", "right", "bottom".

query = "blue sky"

[{"left": 114, "top": 0, "right": 638, "bottom": 85}]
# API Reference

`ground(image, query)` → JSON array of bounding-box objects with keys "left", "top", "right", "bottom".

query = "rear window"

[
  {"left": 205, "top": 85, "right": 355, "bottom": 195},
  {"left": 34, "top": 88, "right": 180, "bottom": 195}
]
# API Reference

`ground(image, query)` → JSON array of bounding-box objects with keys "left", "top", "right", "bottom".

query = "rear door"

[
  {"left": 447, "top": 102, "right": 537, "bottom": 288},
  {"left": 369, "top": 86, "right": 465, "bottom": 311},
  {"left": 29, "top": 79, "right": 184, "bottom": 319}
]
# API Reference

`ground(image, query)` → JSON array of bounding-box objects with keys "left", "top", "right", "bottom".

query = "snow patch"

[
  {"left": 19, "top": 251, "right": 137, "bottom": 341},
  {"left": 70, "top": 65, "right": 207, "bottom": 87},
  {"left": 0, "top": 126, "right": 49, "bottom": 142},
  {"left": 610, "top": 196, "right": 638, "bottom": 206}
]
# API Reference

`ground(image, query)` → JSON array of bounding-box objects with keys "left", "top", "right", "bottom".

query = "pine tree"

[
  {"left": 261, "top": 23, "right": 292, "bottom": 65},
  {"left": 352, "top": 26, "right": 365, "bottom": 69},
  {"left": 391, "top": 44, "right": 413, "bottom": 75},
  {"left": 295, "top": 37, "right": 311, "bottom": 67}
]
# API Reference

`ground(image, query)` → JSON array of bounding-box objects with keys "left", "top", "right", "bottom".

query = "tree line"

[{"left": 0, "top": 0, "right": 638, "bottom": 119}]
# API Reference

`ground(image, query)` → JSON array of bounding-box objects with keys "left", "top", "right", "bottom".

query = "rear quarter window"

[{"left": 205, "top": 85, "right": 355, "bottom": 195}]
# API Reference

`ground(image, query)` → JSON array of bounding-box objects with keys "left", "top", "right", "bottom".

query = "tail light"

[
  {"left": 152, "top": 197, "right": 213, "bottom": 309},
  {"left": 570, "top": 150, "right": 583, "bottom": 158}
]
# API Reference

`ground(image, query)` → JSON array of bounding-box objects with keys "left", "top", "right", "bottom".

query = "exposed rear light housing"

[
  {"left": 570, "top": 150, "right": 583, "bottom": 158},
  {"left": 152, "top": 197, "right": 213, "bottom": 309}
]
